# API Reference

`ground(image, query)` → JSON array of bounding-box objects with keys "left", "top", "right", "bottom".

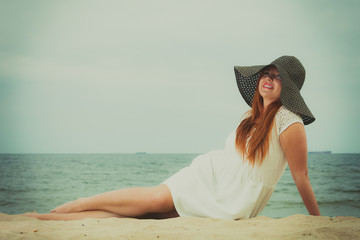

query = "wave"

[{"left": 317, "top": 199, "right": 360, "bottom": 205}]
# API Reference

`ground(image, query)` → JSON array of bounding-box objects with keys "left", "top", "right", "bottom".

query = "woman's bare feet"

[
  {"left": 23, "top": 211, "right": 123, "bottom": 221},
  {"left": 50, "top": 198, "right": 85, "bottom": 213}
]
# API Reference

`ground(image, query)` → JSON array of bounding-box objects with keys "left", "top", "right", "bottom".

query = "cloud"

[{"left": 1, "top": 0, "right": 359, "bottom": 153}]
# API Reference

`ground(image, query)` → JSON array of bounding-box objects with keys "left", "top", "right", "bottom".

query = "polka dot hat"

[{"left": 234, "top": 55, "right": 315, "bottom": 125}]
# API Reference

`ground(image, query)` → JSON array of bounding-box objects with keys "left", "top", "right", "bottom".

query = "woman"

[{"left": 26, "top": 55, "right": 320, "bottom": 220}]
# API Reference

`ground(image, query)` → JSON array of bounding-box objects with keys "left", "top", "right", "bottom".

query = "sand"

[{"left": 0, "top": 213, "right": 359, "bottom": 240}]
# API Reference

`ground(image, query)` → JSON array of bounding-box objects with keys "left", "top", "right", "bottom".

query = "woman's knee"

[{"left": 147, "top": 185, "right": 174, "bottom": 212}]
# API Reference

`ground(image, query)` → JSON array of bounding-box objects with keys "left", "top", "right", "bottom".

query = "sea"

[{"left": 0, "top": 153, "right": 359, "bottom": 218}]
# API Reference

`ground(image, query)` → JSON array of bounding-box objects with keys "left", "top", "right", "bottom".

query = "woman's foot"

[
  {"left": 50, "top": 198, "right": 85, "bottom": 213},
  {"left": 23, "top": 211, "right": 123, "bottom": 221}
]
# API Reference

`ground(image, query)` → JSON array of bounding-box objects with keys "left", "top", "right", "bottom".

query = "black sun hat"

[{"left": 234, "top": 55, "right": 315, "bottom": 125}]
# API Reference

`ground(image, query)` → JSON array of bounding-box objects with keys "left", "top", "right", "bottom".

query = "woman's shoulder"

[{"left": 275, "top": 106, "right": 304, "bottom": 135}]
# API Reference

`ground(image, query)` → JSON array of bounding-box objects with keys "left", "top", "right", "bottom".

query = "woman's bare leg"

[
  {"left": 50, "top": 184, "right": 176, "bottom": 218},
  {"left": 23, "top": 210, "right": 123, "bottom": 221}
]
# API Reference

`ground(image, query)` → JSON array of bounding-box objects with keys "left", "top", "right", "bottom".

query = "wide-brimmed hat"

[{"left": 234, "top": 55, "right": 315, "bottom": 125}]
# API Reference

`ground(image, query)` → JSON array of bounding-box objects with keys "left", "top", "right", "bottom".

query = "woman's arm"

[{"left": 279, "top": 123, "right": 321, "bottom": 216}]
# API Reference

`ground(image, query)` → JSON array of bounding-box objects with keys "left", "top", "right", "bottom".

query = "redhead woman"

[{"left": 25, "top": 56, "right": 320, "bottom": 220}]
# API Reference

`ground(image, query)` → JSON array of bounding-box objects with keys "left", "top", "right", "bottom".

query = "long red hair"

[{"left": 235, "top": 72, "right": 282, "bottom": 166}]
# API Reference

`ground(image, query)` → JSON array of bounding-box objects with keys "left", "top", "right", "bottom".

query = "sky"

[{"left": 0, "top": 0, "right": 359, "bottom": 154}]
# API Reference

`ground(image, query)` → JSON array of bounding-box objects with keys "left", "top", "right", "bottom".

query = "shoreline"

[{"left": 0, "top": 213, "right": 359, "bottom": 239}]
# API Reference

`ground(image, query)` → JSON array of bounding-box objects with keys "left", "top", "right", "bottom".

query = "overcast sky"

[{"left": 0, "top": 0, "right": 359, "bottom": 153}]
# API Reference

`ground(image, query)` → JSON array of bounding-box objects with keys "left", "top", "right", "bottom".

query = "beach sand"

[{"left": 0, "top": 213, "right": 359, "bottom": 240}]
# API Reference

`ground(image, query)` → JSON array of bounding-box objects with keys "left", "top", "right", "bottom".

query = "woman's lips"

[{"left": 263, "top": 83, "right": 274, "bottom": 89}]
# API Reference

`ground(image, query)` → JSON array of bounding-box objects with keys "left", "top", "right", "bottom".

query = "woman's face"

[{"left": 258, "top": 66, "right": 282, "bottom": 107}]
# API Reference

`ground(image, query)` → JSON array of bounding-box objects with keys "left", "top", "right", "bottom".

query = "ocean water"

[{"left": 0, "top": 153, "right": 359, "bottom": 218}]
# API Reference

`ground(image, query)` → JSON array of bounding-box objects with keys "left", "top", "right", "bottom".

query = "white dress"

[{"left": 163, "top": 106, "right": 303, "bottom": 219}]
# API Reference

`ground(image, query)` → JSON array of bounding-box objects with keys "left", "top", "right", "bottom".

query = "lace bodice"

[{"left": 276, "top": 106, "right": 304, "bottom": 135}]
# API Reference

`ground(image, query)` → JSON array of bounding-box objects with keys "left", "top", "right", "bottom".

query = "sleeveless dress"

[{"left": 162, "top": 106, "right": 303, "bottom": 219}]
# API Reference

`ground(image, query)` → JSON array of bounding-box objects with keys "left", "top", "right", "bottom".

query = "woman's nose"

[{"left": 266, "top": 76, "right": 274, "bottom": 81}]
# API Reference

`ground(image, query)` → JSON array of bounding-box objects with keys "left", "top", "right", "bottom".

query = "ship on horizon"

[{"left": 308, "top": 151, "right": 332, "bottom": 154}]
